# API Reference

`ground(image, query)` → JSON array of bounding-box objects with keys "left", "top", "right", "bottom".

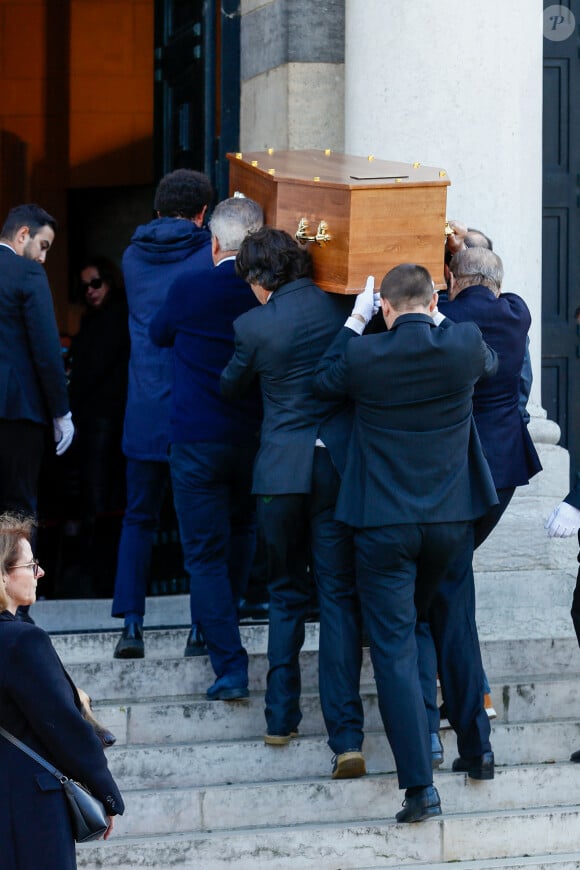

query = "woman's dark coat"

[{"left": 0, "top": 611, "right": 124, "bottom": 869}]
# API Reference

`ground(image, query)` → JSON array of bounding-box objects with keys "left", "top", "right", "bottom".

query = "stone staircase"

[{"left": 40, "top": 611, "right": 580, "bottom": 870}]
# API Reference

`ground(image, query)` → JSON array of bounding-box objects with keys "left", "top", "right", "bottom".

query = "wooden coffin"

[{"left": 227, "top": 149, "right": 450, "bottom": 294}]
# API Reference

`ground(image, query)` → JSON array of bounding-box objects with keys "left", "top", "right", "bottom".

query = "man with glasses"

[{"left": 0, "top": 204, "right": 74, "bottom": 620}]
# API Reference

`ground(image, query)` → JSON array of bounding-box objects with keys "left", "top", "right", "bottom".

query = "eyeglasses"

[
  {"left": 8, "top": 558, "right": 40, "bottom": 578},
  {"left": 80, "top": 277, "right": 103, "bottom": 291}
]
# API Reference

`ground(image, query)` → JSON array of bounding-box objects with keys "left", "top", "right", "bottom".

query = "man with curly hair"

[{"left": 111, "top": 170, "right": 213, "bottom": 659}]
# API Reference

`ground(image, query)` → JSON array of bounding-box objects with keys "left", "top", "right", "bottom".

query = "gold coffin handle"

[{"left": 295, "top": 218, "right": 331, "bottom": 247}]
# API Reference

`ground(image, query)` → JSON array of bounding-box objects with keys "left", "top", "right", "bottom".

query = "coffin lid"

[{"left": 227, "top": 149, "right": 450, "bottom": 190}]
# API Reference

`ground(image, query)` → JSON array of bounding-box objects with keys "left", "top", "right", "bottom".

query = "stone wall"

[{"left": 240, "top": 0, "right": 345, "bottom": 151}]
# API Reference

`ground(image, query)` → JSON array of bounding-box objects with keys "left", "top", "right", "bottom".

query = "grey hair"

[
  {"left": 464, "top": 229, "right": 493, "bottom": 250},
  {"left": 450, "top": 247, "right": 503, "bottom": 293},
  {"left": 209, "top": 197, "right": 264, "bottom": 252}
]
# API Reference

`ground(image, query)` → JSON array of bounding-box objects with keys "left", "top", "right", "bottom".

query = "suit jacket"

[
  {"left": 439, "top": 287, "right": 542, "bottom": 488},
  {"left": 149, "top": 258, "right": 262, "bottom": 446},
  {"left": 0, "top": 612, "right": 124, "bottom": 869},
  {"left": 0, "top": 246, "right": 68, "bottom": 424},
  {"left": 221, "top": 277, "right": 352, "bottom": 494},
  {"left": 314, "top": 313, "right": 499, "bottom": 528},
  {"left": 565, "top": 476, "right": 580, "bottom": 511}
]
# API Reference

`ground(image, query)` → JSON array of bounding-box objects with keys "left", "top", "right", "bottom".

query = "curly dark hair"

[
  {"left": 153, "top": 169, "right": 213, "bottom": 219},
  {"left": 235, "top": 227, "right": 312, "bottom": 293}
]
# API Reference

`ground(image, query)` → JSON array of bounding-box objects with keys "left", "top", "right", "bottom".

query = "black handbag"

[{"left": 0, "top": 725, "right": 109, "bottom": 842}]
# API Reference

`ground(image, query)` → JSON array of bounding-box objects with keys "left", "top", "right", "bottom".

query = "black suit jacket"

[
  {"left": 314, "top": 313, "right": 499, "bottom": 528},
  {"left": 221, "top": 277, "right": 352, "bottom": 494},
  {"left": 0, "top": 246, "right": 68, "bottom": 424}
]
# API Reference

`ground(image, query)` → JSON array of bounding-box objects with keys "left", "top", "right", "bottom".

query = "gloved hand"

[
  {"left": 53, "top": 411, "right": 74, "bottom": 456},
  {"left": 545, "top": 501, "right": 580, "bottom": 538},
  {"left": 351, "top": 276, "right": 376, "bottom": 325}
]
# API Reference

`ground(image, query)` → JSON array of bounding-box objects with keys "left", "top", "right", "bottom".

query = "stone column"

[
  {"left": 342, "top": 0, "right": 575, "bottom": 638},
  {"left": 239, "top": 0, "right": 345, "bottom": 152}
]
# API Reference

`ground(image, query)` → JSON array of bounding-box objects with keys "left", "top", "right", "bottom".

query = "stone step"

[
  {"left": 51, "top": 625, "right": 580, "bottom": 674},
  {"left": 110, "top": 763, "right": 580, "bottom": 838},
  {"left": 91, "top": 674, "right": 580, "bottom": 748},
  {"left": 103, "top": 720, "right": 580, "bottom": 789},
  {"left": 361, "top": 856, "right": 580, "bottom": 870},
  {"left": 406, "top": 859, "right": 580, "bottom": 870},
  {"left": 76, "top": 805, "right": 580, "bottom": 869},
  {"left": 35, "top": 595, "right": 193, "bottom": 632},
  {"left": 64, "top": 645, "right": 580, "bottom": 706},
  {"left": 50, "top": 622, "right": 318, "bottom": 662},
  {"left": 33, "top": 561, "right": 580, "bottom": 642}
]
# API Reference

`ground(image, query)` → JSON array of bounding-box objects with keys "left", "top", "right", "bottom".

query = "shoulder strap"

[{"left": 0, "top": 725, "right": 66, "bottom": 782}]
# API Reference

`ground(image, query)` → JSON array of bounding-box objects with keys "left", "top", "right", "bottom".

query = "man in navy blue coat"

[
  {"left": 149, "top": 197, "right": 263, "bottom": 700},
  {"left": 221, "top": 228, "right": 366, "bottom": 777},
  {"left": 314, "top": 263, "right": 498, "bottom": 822},
  {"left": 417, "top": 247, "right": 542, "bottom": 746},
  {"left": 111, "top": 170, "right": 213, "bottom": 658}
]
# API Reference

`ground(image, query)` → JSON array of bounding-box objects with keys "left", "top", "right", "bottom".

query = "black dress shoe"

[
  {"left": 431, "top": 732, "right": 443, "bottom": 768},
  {"left": 452, "top": 750, "right": 494, "bottom": 780},
  {"left": 570, "top": 749, "right": 580, "bottom": 762},
  {"left": 184, "top": 624, "right": 208, "bottom": 657},
  {"left": 395, "top": 785, "right": 442, "bottom": 823},
  {"left": 114, "top": 623, "right": 144, "bottom": 659}
]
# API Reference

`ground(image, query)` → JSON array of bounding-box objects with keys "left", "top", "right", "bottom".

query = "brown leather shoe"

[
  {"left": 264, "top": 730, "right": 299, "bottom": 746},
  {"left": 331, "top": 750, "right": 366, "bottom": 779}
]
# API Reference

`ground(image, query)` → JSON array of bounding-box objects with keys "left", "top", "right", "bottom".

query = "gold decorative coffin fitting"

[{"left": 227, "top": 149, "right": 450, "bottom": 294}]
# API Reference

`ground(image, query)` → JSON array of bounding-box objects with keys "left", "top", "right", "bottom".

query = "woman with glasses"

[
  {"left": 0, "top": 512, "right": 124, "bottom": 868},
  {"left": 65, "top": 257, "right": 130, "bottom": 595}
]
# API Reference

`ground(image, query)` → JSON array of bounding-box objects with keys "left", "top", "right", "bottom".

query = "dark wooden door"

[
  {"left": 542, "top": 0, "right": 580, "bottom": 482},
  {"left": 154, "top": 0, "right": 240, "bottom": 200}
]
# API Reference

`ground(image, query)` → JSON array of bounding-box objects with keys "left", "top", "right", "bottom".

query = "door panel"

[
  {"left": 154, "top": 0, "right": 206, "bottom": 179},
  {"left": 154, "top": 0, "right": 240, "bottom": 199},
  {"left": 542, "top": 0, "right": 580, "bottom": 482}
]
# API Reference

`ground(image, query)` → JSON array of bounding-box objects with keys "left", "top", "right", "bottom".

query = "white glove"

[
  {"left": 53, "top": 411, "right": 75, "bottom": 456},
  {"left": 545, "top": 501, "right": 580, "bottom": 538},
  {"left": 351, "top": 276, "right": 376, "bottom": 325}
]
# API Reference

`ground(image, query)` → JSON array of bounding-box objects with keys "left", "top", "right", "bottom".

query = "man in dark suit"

[
  {"left": 221, "top": 228, "right": 368, "bottom": 778},
  {"left": 546, "top": 475, "right": 580, "bottom": 760},
  {"left": 418, "top": 246, "right": 543, "bottom": 741},
  {"left": 0, "top": 203, "right": 74, "bottom": 619},
  {"left": 149, "top": 196, "right": 263, "bottom": 701},
  {"left": 314, "top": 263, "right": 498, "bottom": 822},
  {"left": 0, "top": 204, "right": 74, "bottom": 521}
]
